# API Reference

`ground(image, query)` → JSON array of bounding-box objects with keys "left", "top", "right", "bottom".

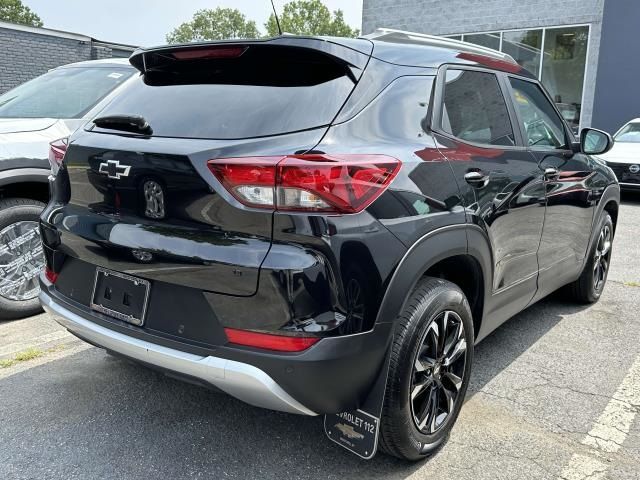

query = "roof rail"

[{"left": 364, "top": 28, "right": 517, "bottom": 64}]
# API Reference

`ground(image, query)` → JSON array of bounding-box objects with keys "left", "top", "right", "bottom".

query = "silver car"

[{"left": 0, "top": 59, "right": 136, "bottom": 319}]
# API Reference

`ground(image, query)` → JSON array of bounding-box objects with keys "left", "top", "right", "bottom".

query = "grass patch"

[
  {"left": 0, "top": 359, "right": 15, "bottom": 368},
  {"left": 13, "top": 347, "right": 44, "bottom": 362},
  {"left": 0, "top": 345, "right": 67, "bottom": 369},
  {"left": 624, "top": 281, "right": 640, "bottom": 287}
]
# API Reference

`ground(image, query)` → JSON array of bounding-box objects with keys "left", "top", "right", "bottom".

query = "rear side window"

[
  {"left": 441, "top": 69, "right": 515, "bottom": 146},
  {"left": 509, "top": 78, "right": 567, "bottom": 149},
  {"left": 94, "top": 45, "right": 357, "bottom": 140}
]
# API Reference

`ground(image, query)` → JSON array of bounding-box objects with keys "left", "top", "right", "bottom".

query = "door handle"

[
  {"left": 465, "top": 170, "right": 489, "bottom": 187},
  {"left": 544, "top": 167, "right": 559, "bottom": 180}
]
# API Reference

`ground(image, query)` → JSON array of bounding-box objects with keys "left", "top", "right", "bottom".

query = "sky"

[{"left": 23, "top": 0, "right": 363, "bottom": 47}]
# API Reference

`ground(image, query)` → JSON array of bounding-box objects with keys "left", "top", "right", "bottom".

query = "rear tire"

[
  {"left": 379, "top": 277, "right": 474, "bottom": 461},
  {"left": 565, "top": 213, "right": 613, "bottom": 304},
  {"left": 0, "top": 198, "right": 46, "bottom": 320}
]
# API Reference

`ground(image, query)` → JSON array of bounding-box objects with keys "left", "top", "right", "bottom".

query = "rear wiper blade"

[{"left": 93, "top": 115, "right": 153, "bottom": 135}]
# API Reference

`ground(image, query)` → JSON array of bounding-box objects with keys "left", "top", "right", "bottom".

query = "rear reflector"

[
  {"left": 44, "top": 266, "right": 58, "bottom": 284},
  {"left": 224, "top": 328, "right": 320, "bottom": 352},
  {"left": 48, "top": 137, "right": 68, "bottom": 176},
  {"left": 207, "top": 154, "right": 400, "bottom": 214}
]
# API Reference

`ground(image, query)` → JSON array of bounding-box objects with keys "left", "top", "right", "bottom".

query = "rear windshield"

[
  {"left": 92, "top": 45, "right": 357, "bottom": 140},
  {"left": 0, "top": 66, "right": 134, "bottom": 119}
]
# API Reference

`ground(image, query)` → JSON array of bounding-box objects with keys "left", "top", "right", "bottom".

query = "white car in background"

[
  {"left": 599, "top": 118, "right": 640, "bottom": 191},
  {"left": 0, "top": 59, "right": 136, "bottom": 320}
]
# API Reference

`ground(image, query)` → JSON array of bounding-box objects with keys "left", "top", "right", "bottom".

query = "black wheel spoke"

[
  {"left": 442, "top": 371, "right": 463, "bottom": 392},
  {"left": 417, "top": 386, "right": 437, "bottom": 430},
  {"left": 411, "top": 377, "right": 433, "bottom": 401},
  {"left": 443, "top": 338, "right": 467, "bottom": 367},
  {"left": 592, "top": 223, "right": 612, "bottom": 292},
  {"left": 428, "top": 387, "right": 441, "bottom": 433}
]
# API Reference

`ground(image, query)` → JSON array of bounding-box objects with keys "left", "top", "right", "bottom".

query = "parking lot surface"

[{"left": 1, "top": 194, "right": 639, "bottom": 480}]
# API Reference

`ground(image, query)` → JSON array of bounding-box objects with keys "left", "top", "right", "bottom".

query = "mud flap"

[{"left": 324, "top": 330, "right": 394, "bottom": 459}]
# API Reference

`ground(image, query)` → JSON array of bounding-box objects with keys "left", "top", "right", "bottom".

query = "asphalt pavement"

[{"left": 1, "top": 193, "right": 639, "bottom": 480}]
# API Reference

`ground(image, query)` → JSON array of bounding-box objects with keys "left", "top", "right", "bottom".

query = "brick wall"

[
  {"left": 0, "top": 22, "right": 135, "bottom": 94},
  {"left": 362, "top": 0, "right": 605, "bottom": 127}
]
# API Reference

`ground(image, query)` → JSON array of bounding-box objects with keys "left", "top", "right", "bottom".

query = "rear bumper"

[
  {"left": 40, "top": 284, "right": 317, "bottom": 416},
  {"left": 40, "top": 275, "right": 392, "bottom": 415}
]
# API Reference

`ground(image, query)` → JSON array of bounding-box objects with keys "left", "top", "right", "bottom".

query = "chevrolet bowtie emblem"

[{"left": 99, "top": 160, "right": 132, "bottom": 180}]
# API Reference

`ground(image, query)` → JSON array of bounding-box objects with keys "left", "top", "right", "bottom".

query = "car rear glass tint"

[
  {"left": 94, "top": 45, "right": 357, "bottom": 140},
  {"left": 0, "top": 67, "right": 134, "bottom": 119}
]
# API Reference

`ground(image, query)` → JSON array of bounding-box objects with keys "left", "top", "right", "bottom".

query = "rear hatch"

[{"left": 50, "top": 38, "right": 373, "bottom": 297}]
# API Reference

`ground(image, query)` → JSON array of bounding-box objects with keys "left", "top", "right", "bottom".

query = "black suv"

[{"left": 39, "top": 30, "right": 620, "bottom": 461}]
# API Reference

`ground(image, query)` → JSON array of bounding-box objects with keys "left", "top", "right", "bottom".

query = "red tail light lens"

[
  {"left": 48, "top": 137, "right": 68, "bottom": 175},
  {"left": 224, "top": 328, "right": 320, "bottom": 352},
  {"left": 207, "top": 154, "right": 400, "bottom": 214},
  {"left": 44, "top": 266, "right": 58, "bottom": 284}
]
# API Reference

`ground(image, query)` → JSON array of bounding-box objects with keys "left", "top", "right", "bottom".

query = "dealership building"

[{"left": 362, "top": 0, "right": 640, "bottom": 135}]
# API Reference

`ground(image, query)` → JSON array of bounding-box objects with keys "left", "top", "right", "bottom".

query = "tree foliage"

[
  {"left": 0, "top": 0, "right": 43, "bottom": 27},
  {"left": 265, "top": 0, "right": 359, "bottom": 37},
  {"left": 166, "top": 8, "right": 260, "bottom": 44}
]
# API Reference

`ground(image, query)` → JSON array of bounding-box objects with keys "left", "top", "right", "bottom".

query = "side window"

[
  {"left": 509, "top": 78, "right": 567, "bottom": 149},
  {"left": 441, "top": 69, "right": 515, "bottom": 146}
]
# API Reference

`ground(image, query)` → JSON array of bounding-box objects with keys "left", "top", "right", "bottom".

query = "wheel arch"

[
  {"left": 375, "top": 224, "right": 493, "bottom": 341},
  {"left": 591, "top": 184, "right": 620, "bottom": 241},
  {"left": 0, "top": 169, "right": 50, "bottom": 204}
]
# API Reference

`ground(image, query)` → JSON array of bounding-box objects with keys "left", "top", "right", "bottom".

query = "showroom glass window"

[
  {"left": 445, "top": 25, "right": 589, "bottom": 133},
  {"left": 441, "top": 69, "right": 515, "bottom": 146}
]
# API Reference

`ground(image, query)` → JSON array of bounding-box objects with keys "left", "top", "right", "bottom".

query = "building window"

[
  {"left": 541, "top": 26, "right": 589, "bottom": 134},
  {"left": 464, "top": 33, "right": 500, "bottom": 51},
  {"left": 502, "top": 29, "right": 542, "bottom": 77},
  {"left": 443, "top": 24, "right": 589, "bottom": 133}
]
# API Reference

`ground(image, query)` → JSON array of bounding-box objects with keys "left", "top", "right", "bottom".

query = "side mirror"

[{"left": 580, "top": 128, "right": 613, "bottom": 155}]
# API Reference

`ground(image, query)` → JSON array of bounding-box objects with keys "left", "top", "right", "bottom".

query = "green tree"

[
  {"left": 166, "top": 8, "right": 260, "bottom": 44},
  {"left": 265, "top": 0, "right": 359, "bottom": 37},
  {"left": 0, "top": 0, "right": 43, "bottom": 27}
]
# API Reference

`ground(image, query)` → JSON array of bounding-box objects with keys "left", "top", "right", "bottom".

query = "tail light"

[
  {"left": 48, "top": 137, "right": 68, "bottom": 175},
  {"left": 224, "top": 328, "right": 319, "bottom": 352},
  {"left": 207, "top": 154, "right": 400, "bottom": 214},
  {"left": 171, "top": 46, "right": 247, "bottom": 60},
  {"left": 44, "top": 266, "right": 58, "bottom": 284}
]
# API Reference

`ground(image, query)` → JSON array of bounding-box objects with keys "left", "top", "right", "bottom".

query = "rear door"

[
  {"left": 432, "top": 66, "right": 546, "bottom": 329},
  {"left": 506, "top": 76, "right": 596, "bottom": 295},
  {"left": 50, "top": 39, "right": 372, "bottom": 297}
]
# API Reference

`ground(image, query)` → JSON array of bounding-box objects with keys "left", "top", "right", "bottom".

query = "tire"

[
  {"left": 566, "top": 213, "right": 613, "bottom": 304},
  {"left": 0, "top": 198, "right": 46, "bottom": 320},
  {"left": 379, "top": 277, "right": 474, "bottom": 461}
]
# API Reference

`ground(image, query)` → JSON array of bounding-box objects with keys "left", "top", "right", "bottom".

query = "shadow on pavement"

[{"left": 0, "top": 293, "right": 593, "bottom": 479}]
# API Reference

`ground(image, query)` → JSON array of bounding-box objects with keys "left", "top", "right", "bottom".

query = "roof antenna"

[{"left": 270, "top": 0, "right": 283, "bottom": 36}]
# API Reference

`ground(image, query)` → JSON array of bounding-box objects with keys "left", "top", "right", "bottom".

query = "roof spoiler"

[{"left": 129, "top": 37, "right": 373, "bottom": 75}]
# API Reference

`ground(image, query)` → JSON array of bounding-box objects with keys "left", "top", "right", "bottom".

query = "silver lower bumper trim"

[{"left": 39, "top": 288, "right": 317, "bottom": 416}]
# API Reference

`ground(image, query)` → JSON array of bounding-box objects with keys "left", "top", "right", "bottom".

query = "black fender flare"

[
  {"left": 582, "top": 183, "right": 620, "bottom": 269},
  {"left": 375, "top": 224, "right": 493, "bottom": 327}
]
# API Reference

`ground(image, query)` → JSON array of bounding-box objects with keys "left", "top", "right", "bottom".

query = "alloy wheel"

[
  {"left": 0, "top": 221, "right": 43, "bottom": 301},
  {"left": 410, "top": 310, "right": 467, "bottom": 435},
  {"left": 593, "top": 224, "right": 612, "bottom": 292}
]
